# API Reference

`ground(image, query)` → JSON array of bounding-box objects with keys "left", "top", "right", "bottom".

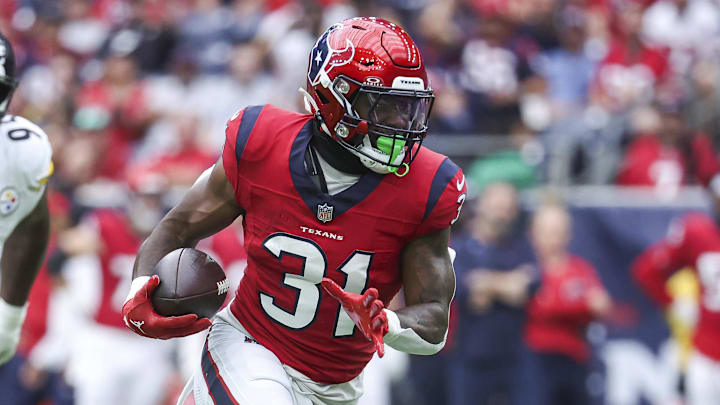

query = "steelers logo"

[{"left": 0, "top": 187, "right": 19, "bottom": 216}]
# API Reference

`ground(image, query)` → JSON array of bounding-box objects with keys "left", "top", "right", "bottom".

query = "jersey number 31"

[{"left": 260, "top": 233, "right": 372, "bottom": 337}]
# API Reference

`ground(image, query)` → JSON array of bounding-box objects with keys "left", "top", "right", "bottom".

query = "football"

[{"left": 151, "top": 248, "right": 229, "bottom": 319}]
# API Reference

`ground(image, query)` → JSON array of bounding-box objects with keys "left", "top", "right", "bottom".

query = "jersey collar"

[{"left": 289, "top": 120, "right": 384, "bottom": 222}]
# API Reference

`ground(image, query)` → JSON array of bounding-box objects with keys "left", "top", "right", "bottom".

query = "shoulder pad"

[
  {"left": 1, "top": 115, "right": 53, "bottom": 189},
  {"left": 414, "top": 155, "right": 466, "bottom": 236}
]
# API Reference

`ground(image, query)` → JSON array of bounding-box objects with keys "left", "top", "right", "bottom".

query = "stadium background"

[{"left": 1, "top": 0, "right": 719, "bottom": 404}]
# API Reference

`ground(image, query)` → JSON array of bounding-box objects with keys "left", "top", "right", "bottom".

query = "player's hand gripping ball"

[
  {"left": 321, "top": 278, "right": 389, "bottom": 357},
  {"left": 122, "top": 248, "right": 227, "bottom": 339},
  {"left": 150, "top": 248, "right": 229, "bottom": 318}
]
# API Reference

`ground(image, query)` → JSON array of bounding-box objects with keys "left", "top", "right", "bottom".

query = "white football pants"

[
  {"left": 179, "top": 307, "right": 363, "bottom": 405},
  {"left": 687, "top": 351, "right": 720, "bottom": 405}
]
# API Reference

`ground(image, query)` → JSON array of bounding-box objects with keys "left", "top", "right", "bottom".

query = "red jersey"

[
  {"left": 20, "top": 192, "right": 71, "bottom": 353},
  {"left": 91, "top": 210, "right": 141, "bottom": 328},
  {"left": 18, "top": 238, "right": 55, "bottom": 354},
  {"left": 525, "top": 255, "right": 606, "bottom": 363},
  {"left": 616, "top": 133, "right": 720, "bottom": 187},
  {"left": 197, "top": 224, "right": 246, "bottom": 270},
  {"left": 223, "top": 105, "right": 466, "bottom": 384},
  {"left": 633, "top": 213, "right": 720, "bottom": 361},
  {"left": 147, "top": 146, "right": 217, "bottom": 187},
  {"left": 593, "top": 40, "right": 668, "bottom": 110},
  {"left": 76, "top": 80, "right": 149, "bottom": 179}
]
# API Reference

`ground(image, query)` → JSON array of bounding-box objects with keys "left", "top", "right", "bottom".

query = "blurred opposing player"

[
  {"left": 633, "top": 175, "right": 720, "bottom": 405},
  {"left": 123, "top": 17, "right": 466, "bottom": 405},
  {"left": 0, "top": 32, "right": 53, "bottom": 366},
  {"left": 60, "top": 167, "right": 173, "bottom": 405}
]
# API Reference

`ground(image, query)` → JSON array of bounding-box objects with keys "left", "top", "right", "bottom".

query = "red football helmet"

[
  {"left": 125, "top": 165, "right": 169, "bottom": 235},
  {"left": 303, "top": 17, "right": 434, "bottom": 175}
]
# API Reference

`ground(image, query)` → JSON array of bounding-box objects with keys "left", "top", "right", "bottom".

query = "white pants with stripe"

[
  {"left": 179, "top": 307, "right": 363, "bottom": 405},
  {"left": 687, "top": 351, "right": 720, "bottom": 405}
]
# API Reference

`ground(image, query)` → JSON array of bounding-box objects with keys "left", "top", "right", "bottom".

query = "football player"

[
  {"left": 123, "top": 17, "right": 466, "bottom": 405},
  {"left": 0, "top": 32, "right": 53, "bottom": 366},
  {"left": 59, "top": 166, "right": 174, "bottom": 405},
  {"left": 633, "top": 174, "right": 720, "bottom": 405}
]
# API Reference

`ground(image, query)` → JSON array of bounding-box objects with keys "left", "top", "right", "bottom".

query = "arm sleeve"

[
  {"left": 384, "top": 308, "right": 446, "bottom": 355},
  {"left": 632, "top": 216, "right": 697, "bottom": 307},
  {"left": 383, "top": 247, "right": 459, "bottom": 355},
  {"left": 450, "top": 247, "right": 475, "bottom": 311},
  {"left": 415, "top": 158, "right": 467, "bottom": 237}
]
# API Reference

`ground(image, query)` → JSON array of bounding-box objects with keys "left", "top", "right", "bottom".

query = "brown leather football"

[{"left": 151, "top": 248, "right": 229, "bottom": 319}]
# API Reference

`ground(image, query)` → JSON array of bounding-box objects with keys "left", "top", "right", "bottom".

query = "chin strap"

[
  {"left": 298, "top": 87, "right": 318, "bottom": 115},
  {"left": 298, "top": 87, "right": 333, "bottom": 137}
]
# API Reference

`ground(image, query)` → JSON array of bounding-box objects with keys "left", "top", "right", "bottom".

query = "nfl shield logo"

[{"left": 317, "top": 203, "right": 334, "bottom": 223}]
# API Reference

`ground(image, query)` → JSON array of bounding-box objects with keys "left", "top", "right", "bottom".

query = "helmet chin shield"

[
  {"left": 352, "top": 134, "right": 407, "bottom": 174},
  {"left": 331, "top": 75, "right": 434, "bottom": 173}
]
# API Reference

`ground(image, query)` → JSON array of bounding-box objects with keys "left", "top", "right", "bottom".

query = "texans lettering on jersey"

[
  {"left": 222, "top": 105, "right": 466, "bottom": 384},
  {"left": 633, "top": 213, "right": 720, "bottom": 362},
  {"left": 0, "top": 114, "right": 52, "bottom": 259}
]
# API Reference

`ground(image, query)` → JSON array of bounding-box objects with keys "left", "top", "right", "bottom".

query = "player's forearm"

[
  {"left": 1, "top": 194, "right": 50, "bottom": 306},
  {"left": 133, "top": 207, "right": 240, "bottom": 278},
  {"left": 632, "top": 245, "right": 674, "bottom": 307},
  {"left": 383, "top": 302, "right": 449, "bottom": 356},
  {"left": 132, "top": 217, "right": 192, "bottom": 278},
  {"left": 391, "top": 228, "right": 455, "bottom": 355},
  {"left": 392, "top": 302, "right": 448, "bottom": 344},
  {"left": 133, "top": 161, "right": 242, "bottom": 278}
]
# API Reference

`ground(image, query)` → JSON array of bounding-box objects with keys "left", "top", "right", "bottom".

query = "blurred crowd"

[
  {"left": 0, "top": 0, "right": 717, "bottom": 195},
  {"left": 0, "top": 0, "right": 719, "bottom": 404}
]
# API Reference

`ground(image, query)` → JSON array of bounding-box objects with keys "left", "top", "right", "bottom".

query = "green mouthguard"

[{"left": 376, "top": 136, "right": 406, "bottom": 163}]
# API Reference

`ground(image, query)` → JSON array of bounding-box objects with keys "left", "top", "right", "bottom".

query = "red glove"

[
  {"left": 321, "top": 278, "right": 388, "bottom": 357},
  {"left": 121, "top": 275, "right": 211, "bottom": 339}
]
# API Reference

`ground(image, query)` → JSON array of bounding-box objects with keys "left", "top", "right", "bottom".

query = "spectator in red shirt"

[
  {"left": 592, "top": 0, "right": 670, "bottom": 112},
  {"left": 74, "top": 54, "right": 155, "bottom": 179},
  {"left": 617, "top": 99, "right": 720, "bottom": 190},
  {"left": 525, "top": 203, "right": 612, "bottom": 405}
]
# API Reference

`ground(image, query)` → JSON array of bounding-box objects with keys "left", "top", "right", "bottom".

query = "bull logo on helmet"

[{"left": 308, "top": 23, "right": 355, "bottom": 86}]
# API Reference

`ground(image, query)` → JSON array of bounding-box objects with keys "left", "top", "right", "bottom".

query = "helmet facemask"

[
  {"left": 331, "top": 75, "right": 434, "bottom": 175},
  {"left": 0, "top": 75, "right": 18, "bottom": 118},
  {"left": 0, "top": 34, "right": 17, "bottom": 119}
]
